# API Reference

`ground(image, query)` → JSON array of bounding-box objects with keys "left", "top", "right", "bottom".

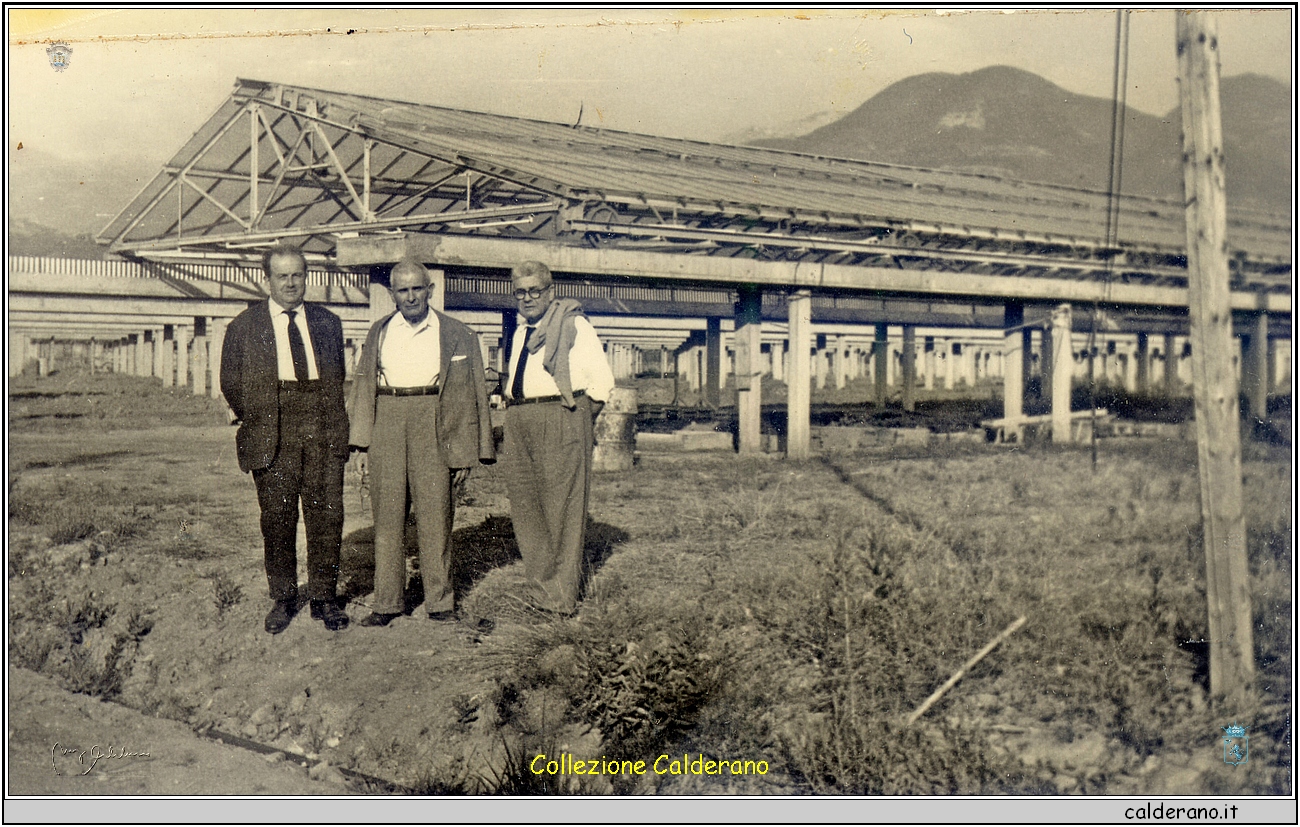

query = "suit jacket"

[
  {"left": 220, "top": 300, "right": 350, "bottom": 473},
  {"left": 348, "top": 309, "right": 495, "bottom": 469}
]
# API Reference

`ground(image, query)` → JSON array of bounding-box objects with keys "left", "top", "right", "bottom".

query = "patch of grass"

[
  {"left": 10, "top": 588, "right": 154, "bottom": 701},
  {"left": 212, "top": 572, "right": 244, "bottom": 618}
]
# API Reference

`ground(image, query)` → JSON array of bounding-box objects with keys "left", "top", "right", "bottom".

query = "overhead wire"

[{"left": 1089, "top": 8, "right": 1131, "bottom": 470}]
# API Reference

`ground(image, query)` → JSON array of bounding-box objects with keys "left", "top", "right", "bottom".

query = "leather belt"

[
  {"left": 278, "top": 380, "right": 321, "bottom": 391},
  {"left": 377, "top": 384, "right": 440, "bottom": 397},
  {"left": 509, "top": 390, "right": 585, "bottom": 407}
]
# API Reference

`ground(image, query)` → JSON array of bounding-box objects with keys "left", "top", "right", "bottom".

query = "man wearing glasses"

[{"left": 502, "top": 260, "right": 615, "bottom": 615}]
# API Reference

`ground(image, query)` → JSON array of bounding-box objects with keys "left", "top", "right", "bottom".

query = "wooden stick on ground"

[{"left": 906, "top": 615, "right": 1027, "bottom": 726}]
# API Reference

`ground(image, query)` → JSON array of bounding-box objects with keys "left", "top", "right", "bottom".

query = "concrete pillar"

[
  {"left": 163, "top": 330, "right": 175, "bottom": 385},
  {"left": 834, "top": 337, "right": 848, "bottom": 390},
  {"left": 175, "top": 324, "right": 190, "bottom": 390},
  {"left": 962, "top": 343, "right": 976, "bottom": 388},
  {"left": 191, "top": 318, "right": 208, "bottom": 395},
  {"left": 9, "top": 331, "right": 28, "bottom": 377},
  {"left": 1243, "top": 312, "right": 1268, "bottom": 421},
  {"left": 1041, "top": 327, "right": 1054, "bottom": 406},
  {"left": 1267, "top": 338, "right": 1283, "bottom": 390},
  {"left": 944, "top": 342, "right": 955, "bottom": 390},
  {"left": 901, "top": 325, "right": 917, "bottom": 412},
  {"left": 873, "top": 324, "right": 888, "bottom": 402},
  {"left": 210, "top": 318, "right": 228, "bottom": 399},
  {"left": 923, "top": 337, "right": 935, "bottom": 391},
  {"left": 1135, "top": 332, "right": 1150, "bottom": 393},
  {"left": 89, "top": 339, "right": 101, "bottom": 376},
  {"left": 501, "top": 310, "right": 518, "bottom": 384},
  {"left": 886, "top": 341, "right": 898, "bottom": 388},
  {"left": 787, "top": 291, "right": 812, "bottom": 460},
  {"left": 147, "top": 328, "right": 161, "bottom": 379},
  {"left": 478, "top": 331, "right": 491, "bottom": 381},
  {"left": 705, "top": 317, "right": 722, "bottom": 408},
  {"left": 1051, "top": 304, "right": 1074, "bottom": 443},
  {"left": 368, "top": 265, "right": 397, "bottom": 324},
  {"left": 735, "top": 285, "right": 763, "bottom": 454},
  {"left": 814, "top": 333, "right": 827, "bottom": 391},
  {"left": 123, "top": 335, "right": 136, "bottom": 376},
  {"left": 771, "top": 340, "right": 785, "bottom": 382},
  {"left": 138, "top": 332, "right": 151, "bottom": 379},
  {"left": 1162, "top": 333, "right": 1177, "bottom": 393},
  {"left": 1003, "top": 303, "right": 1025, "bottom": 438}
]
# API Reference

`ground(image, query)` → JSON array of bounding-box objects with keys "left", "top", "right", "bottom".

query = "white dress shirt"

[
  {"left": 507, "top": 315, "right": 615, "bottom": 402},
  {"left": 270, "top": 300, "right": 320, "bottom": 381},
  {"left": 379, "top": 311, "right": 441, "bottom": 388}
]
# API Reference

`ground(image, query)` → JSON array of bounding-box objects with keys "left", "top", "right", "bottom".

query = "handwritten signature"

[{"left": 52, "top": 742, "right": 152, "bottom": 775}]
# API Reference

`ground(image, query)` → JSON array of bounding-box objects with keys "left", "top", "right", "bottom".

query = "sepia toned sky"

[{"left": 7, "top": 7, "right": 1293, "bottom": 168}]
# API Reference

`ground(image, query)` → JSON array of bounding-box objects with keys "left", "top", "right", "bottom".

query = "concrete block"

[
  {"left": 635, "top": 432, "right": 684, "bottom": 451},
  {"left": 679, "top": 430, "right": 733, "bottom": 452},
  {"left": 811, "top": 425, "right": 886, "bottom": 452},
  {"left": 893, "top": 428, "right": 932, "bottom": 446}
]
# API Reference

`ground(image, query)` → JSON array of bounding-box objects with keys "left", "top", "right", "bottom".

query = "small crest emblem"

[
  {"left": 46, "top": 42, "right": 73, "bottom": 73},
  {"left": 1221, "top": 723, "right": 1249, "bottom": 766}
]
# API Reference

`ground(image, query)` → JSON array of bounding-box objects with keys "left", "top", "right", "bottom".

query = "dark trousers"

[
  {"left": 252, "top": 386, "right": 345, "bottom": 603},
  {"left": 369, "top": 395, "right": 455, "bottom": 615},
  {"left": 504, "top": 396, "right": 593, "bottom": 614}
]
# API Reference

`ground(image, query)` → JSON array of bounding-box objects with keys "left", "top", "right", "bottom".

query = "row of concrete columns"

[
  {"left": 8, "top": 317, "right": 366, "bottom": 399},
  {"left": 662, "top": 323, "right": 1287, "bottom": 406},
  {"left": 642, "top": 297, "right": 1286, "bottom": 457}
]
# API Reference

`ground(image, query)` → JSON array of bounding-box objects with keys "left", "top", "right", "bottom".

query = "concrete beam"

[{"left": 336, "top": 233, "right": 1291, "bottom": 312}]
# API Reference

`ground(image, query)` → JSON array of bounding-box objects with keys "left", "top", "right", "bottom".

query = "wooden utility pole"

[{"left": 1176, "top": 10, "right": 1254, "bottom": 706}]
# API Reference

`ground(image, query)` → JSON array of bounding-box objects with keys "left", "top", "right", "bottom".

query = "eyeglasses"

[{"left": 513, "top": 286, "right": 550, "bottom": 300}]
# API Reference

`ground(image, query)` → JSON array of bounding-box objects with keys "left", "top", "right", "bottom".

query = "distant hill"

[
  {"left": 8, "top": 144, "right": 152, "bottom": 242},
  {"left": 8, "top": 216, "right": 108, "bottom": 259},
  {"left": 757, "top": 66, "right": 1290, "bottom": 212}
]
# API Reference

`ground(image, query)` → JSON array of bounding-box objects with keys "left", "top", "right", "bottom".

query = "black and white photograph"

[{"left": 5, "top": 6, "right": 1294, "bottom": 820}]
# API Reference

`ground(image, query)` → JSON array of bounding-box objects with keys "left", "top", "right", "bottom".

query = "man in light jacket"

[{"left": 348, "top": 260, "right": 495, "bottom": 626}]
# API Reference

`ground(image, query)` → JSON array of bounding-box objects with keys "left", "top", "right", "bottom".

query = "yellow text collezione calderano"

[{"left": 530, "top": 753, "right": 770, "bottom": 777}]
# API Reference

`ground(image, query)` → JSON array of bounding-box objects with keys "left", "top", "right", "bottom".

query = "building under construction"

[{"left": 11, "top": 78, "right": 1292, "bottom": 455}]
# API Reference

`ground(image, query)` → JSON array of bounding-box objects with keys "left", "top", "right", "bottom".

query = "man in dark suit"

[
  {"left": 347, "top": 260, "right": 495, "bottom": 626},
  {"left": 220, "top": 244, "right": 351, "bottom": 634}
]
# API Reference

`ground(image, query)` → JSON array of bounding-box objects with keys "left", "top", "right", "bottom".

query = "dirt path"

[{"left": 7, "top": 665, "right": 349, "bottom": 795}]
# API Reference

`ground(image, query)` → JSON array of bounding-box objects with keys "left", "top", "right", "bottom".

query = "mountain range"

[
  {"left": 7, "top": 66, "right": 1290, "bottom": 259},
  {"left": 756, "top": 65, "right": 1291, "bottom": 212}
]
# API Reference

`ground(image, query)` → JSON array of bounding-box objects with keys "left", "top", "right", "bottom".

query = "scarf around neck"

[{"left": 524, "top": 298, "right": 586, "bottom": 408}]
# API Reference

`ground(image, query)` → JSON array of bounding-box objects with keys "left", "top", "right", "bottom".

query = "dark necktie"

[
  {"left": 510, "top": 326, "right": 536, "bottom": 400},
  {"left": 286, "top": 310, "right": 309, "bottom": 381}
]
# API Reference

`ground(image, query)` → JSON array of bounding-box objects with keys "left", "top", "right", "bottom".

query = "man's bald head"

[{"left": 389, "top": 259, "right": 434, "bottom": 323}]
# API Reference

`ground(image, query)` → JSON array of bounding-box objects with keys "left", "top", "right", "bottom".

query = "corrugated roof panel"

[{"left": 103, "top": 79, "right": 1289, "bottom": 267}]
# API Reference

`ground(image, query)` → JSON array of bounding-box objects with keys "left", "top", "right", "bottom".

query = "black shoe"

[
  {"left": 358, "top": 611, "right": 401, "bottom": 627},
  {"left": 310, "top": 599, "right": 350, "bottom": 631},
  {"left": 427, "top": 609, "right": 457, "bottom": 623},
  {"left": 265, "top": 599, "right": 298, "bottom": 635}
]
